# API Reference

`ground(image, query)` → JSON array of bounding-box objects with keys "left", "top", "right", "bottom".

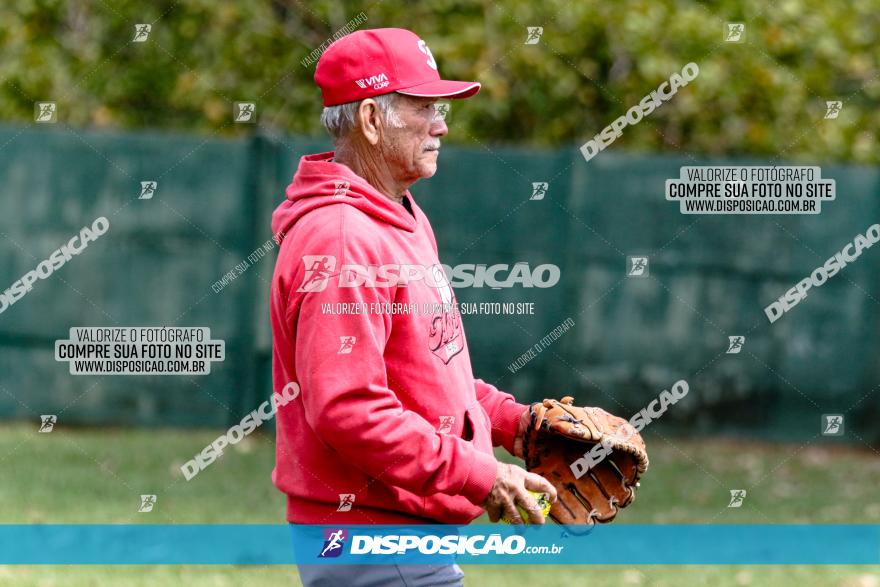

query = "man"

[{"left": 270, "top": 28, "right": 556, "bottom": 586}]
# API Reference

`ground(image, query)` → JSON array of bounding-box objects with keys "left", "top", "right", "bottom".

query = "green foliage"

[{"left": 1, "top": 0, "right": 878, "bottom": 162}]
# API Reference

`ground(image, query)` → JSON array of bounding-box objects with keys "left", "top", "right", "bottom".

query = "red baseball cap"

[{"left": 314, "top": 28, "right": 481, "bottom": 107}]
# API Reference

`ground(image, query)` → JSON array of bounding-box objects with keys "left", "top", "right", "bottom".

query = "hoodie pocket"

[
  {"left": 461, "top": 409, "right": 474, "bottom": 441},
  {"left": 465, "top": 402, "right": 493, "bottom": 455}
]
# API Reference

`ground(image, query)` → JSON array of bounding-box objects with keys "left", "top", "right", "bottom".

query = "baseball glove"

[{"left": 522, "top": 396, "right": 648, "bottom": 530}]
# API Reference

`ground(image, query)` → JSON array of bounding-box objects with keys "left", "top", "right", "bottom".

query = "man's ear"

[{"left": 356, "top": 99, "right": 382, "bottom": 145}]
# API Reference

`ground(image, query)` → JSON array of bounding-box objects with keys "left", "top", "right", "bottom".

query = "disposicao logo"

[{"left": 319, "top": 529, "right": 347, "bottom": 558}]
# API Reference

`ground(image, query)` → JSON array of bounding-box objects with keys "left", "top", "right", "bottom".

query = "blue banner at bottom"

[
  {"left": 0, "top": 525, "right": 877, "bottom": 564},
  {"left": 293, "top": 524, "right": 880, "bottom": 565}
]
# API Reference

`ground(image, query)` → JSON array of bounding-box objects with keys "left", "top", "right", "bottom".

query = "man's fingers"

[
  {"left": 515, "top": 489, "right": 545, "bottom": 525},
  {"left": 486, "top": 502, "right": 501, "bottom": 523},
  {"left": 486, "top": 464, "right": 557, "bottom": 525},
  {"left": 503, "top": 501, "right": 524, "bottom": 525},
  {"left": 524, "top": 471, "right": 558, "bottom": 503}
]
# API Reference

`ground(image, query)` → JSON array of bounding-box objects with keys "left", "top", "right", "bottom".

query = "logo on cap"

[
  {"left": 417, "top": 40, "right": 437, "bottom": 70},
  {"left": 355, "top": 73, "right": 389, "bottom": 90}
]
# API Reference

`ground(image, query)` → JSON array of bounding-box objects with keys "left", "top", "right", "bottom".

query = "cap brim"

[{"left": 396, "top": 79, "right": 481, "bottom": 100}]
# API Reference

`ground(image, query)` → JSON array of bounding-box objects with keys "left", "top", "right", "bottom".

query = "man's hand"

[
  {"left": 482, "top": 462, "right": 557, "bottom": 524},
  {"left": 512, "top": 406, "right": 530, "bottom": 459}
]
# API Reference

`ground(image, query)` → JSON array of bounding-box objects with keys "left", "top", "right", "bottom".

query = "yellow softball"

[{"left": 501, "top": 490, "right": 552, "bottom": 524}]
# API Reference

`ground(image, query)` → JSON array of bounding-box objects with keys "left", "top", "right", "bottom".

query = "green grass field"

[{"left": 1, "top": 423, "right": 878, "bottom": 586}]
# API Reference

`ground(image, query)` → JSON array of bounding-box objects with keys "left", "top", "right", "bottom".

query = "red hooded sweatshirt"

[{"left": 270, "top": 152, "right": 527, "bottom": 525}]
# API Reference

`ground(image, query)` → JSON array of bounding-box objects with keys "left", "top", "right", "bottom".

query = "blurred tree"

[{"left": 0, "top": 0, "right": 878, "bottom": 162}]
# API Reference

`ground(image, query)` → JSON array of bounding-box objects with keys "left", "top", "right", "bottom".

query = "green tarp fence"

[{"left": 1, "top": 124, "right": 877, "bottom": 441}]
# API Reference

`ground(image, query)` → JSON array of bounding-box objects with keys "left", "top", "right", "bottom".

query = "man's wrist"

[{"left": 490, "top": 400, "right": 530, "bottom": 456}]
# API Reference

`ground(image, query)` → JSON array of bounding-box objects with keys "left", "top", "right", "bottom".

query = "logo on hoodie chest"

[{"left": 426, "top": 265, "right": 464, "bottom": 364}]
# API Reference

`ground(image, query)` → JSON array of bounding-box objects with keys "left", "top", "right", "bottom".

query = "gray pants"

[{"left": 297, "top": 563, "right": 464, "bottom": 587}]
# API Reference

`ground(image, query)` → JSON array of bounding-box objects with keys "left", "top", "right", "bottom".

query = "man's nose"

[{"left": 430, "top": 116, "right": 448, "bottom": 137}]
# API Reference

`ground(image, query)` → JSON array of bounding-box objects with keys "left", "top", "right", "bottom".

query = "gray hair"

[{"left": 320, "top": 92, "right": 406, "bottom": 141}]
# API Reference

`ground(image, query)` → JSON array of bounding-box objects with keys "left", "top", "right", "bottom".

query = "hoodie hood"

[{"left": 271, "top": 151, "right": 418, "bottom": 240}]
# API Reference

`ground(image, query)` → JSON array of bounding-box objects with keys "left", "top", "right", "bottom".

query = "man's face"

[{"left": 380, "top": 95, "right": 448, "bottom": 185}]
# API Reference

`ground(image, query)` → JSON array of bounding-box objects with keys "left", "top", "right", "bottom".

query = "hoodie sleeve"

[
  {"left": 474, "top": 379, "right": 530, "bottom": 456},
  {"left": 290, "top": 228, "right": 498, "bottom": 506}
]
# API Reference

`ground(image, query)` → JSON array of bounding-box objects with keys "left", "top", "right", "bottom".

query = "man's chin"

[{"left": 418, "top": 162, "right": 438, "bottom": 178}]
